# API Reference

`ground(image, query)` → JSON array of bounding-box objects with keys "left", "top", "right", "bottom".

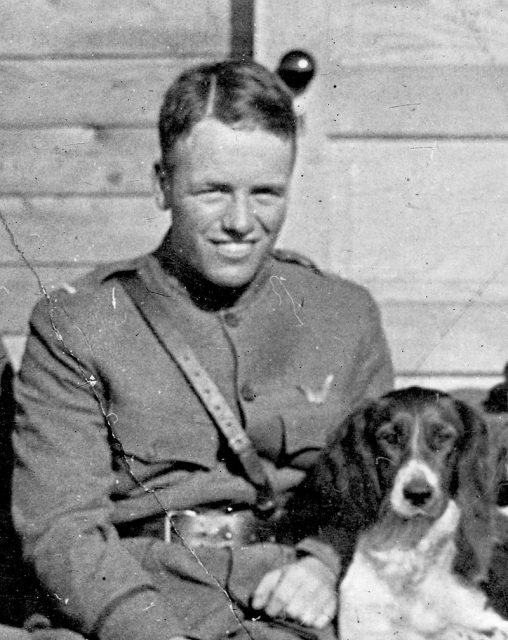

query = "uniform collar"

[{"left": 148, "top": 234, "right": 275, "bottom": 312}]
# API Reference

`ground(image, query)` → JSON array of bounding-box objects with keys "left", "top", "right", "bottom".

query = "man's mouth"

[{"left": 211, "top": 240, "right": 257, "bottom": 259}]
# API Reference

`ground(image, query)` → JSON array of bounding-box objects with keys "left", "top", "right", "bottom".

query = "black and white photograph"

[{"left": 1, "top": 2, "right": 508, "bottom": 639}]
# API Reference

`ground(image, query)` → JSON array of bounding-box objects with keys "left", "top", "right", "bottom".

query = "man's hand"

[{"left": 251, "top": 556, "right": 337, "bottom": 629}]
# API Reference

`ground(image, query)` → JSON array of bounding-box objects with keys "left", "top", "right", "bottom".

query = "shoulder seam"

[{"left": 271, "top": 248, "right": 322, "bottom": 275}]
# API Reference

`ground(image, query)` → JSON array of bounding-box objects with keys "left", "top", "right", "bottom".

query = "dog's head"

[{"left": 306, "top": 387, "right": 497, "bottom": 582}]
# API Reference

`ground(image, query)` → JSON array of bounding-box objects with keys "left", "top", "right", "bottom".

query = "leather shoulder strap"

[{"left": 118, "top": 270, "right": 276, "bottom": 514}]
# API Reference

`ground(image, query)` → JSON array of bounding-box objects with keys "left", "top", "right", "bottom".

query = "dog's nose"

[{"left": 403, "top": 480, "right": 433, "bottom": 506}]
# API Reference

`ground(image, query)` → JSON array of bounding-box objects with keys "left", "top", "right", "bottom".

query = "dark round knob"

[{"left": 277, "top": 50, "right": 316, "bottom": 95}]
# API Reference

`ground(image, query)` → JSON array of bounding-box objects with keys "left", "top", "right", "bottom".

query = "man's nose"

[{"left": 222, "top": 193, "right": 255, "bottom": 235}]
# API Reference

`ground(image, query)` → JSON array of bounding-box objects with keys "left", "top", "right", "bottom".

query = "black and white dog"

[{"left": 290, "top": 387, "right": 508, "bottom": 639}]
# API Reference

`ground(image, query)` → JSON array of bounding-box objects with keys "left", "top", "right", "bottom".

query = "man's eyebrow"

[
  {"left": 253, "top": 184, "right": 286, "bottom": 193},
  {"left": 193, "top": 180, "right": 230, "bottom": 190}
]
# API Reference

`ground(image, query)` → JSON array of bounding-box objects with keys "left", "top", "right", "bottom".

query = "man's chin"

[
  {"left": 198, "top": 255, "right": 269, "bottom": 290},
  {"left": 206, "top": 268, "right": 258, "bottom": 290}
]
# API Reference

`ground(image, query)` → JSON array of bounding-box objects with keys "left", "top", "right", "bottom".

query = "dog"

[{"left": 289, "top": 386, "right": 508, "bottom": 640}]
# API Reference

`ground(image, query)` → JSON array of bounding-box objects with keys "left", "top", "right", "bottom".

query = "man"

[{"left": 12, "top": 61, "right": 393, "bottom": 640}]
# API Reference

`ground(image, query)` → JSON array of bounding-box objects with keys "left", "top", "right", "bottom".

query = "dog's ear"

[
  {"left": 326, "top": 401, "right": 384, "bottom": 524},
  {"left": 452, "top": 399, "right": 496, "bottom": 583},
  {"left": 288, "top": 401, "right": 384, "bottom": 559}
]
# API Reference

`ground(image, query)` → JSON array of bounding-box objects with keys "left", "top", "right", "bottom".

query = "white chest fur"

[{"left": 339, "top": 502, "right": 508, "bottom": 640}]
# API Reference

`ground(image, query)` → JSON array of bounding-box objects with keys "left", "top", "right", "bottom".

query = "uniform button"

[
  {"left": 223, "top": 312, "right": 240, "bottom": 328},
  {"left": 240, "top": 382, "right": 256, "bottom": 402}
]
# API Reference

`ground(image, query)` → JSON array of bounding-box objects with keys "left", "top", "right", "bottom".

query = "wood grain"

[
  {"left": 257, "top": 0, "right": 508, "bottom": 68},
  {"left": 318, "top": 140, "right": 508, "bottom": 292},
  {"left": 322, "top": 66, "right": 508, "bottom": 137},
  {"left": 0, "top": 197, "right": 169, "bottom": 263},
  {"left": 0, "top": 0, "right": 230, "bottom": 57},
  {"left": 0, "top": 59, "right": 209, "bottom": 127},
  {"left": 327, "top": 0, "right": 508, "bottom": 66},
  {"left": 395, "top": 374, "right": 503, "bottom": 393},
  {"left": 260, "top": 0, "right": 508, "bottom": 379},
  {"left": 0, "top": 128, "right": 157, "bottom": 194},
  {"left": 381, "top": 301, "right": 508, "bottom": 375}
]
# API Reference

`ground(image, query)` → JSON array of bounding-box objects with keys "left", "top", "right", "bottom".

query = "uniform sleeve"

[{"left": 12, "top": 297, "right": 186, "bottom": 640}]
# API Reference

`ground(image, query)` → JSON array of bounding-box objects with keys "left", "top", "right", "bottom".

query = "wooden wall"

[
  {"left": 0, "top": 1, "right": 230, "bottom": 368},
  {"left": 2, "top": 1, "right": 508, "bottom": 391},
  {"left": 256, "top": 0, "right": 508, "bottom": 390}
]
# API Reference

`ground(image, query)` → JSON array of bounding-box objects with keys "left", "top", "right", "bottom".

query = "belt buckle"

[
  {"left": 163, "top": 510, "right": 197, "bottom": 543},
  {"left": 164, "top": 509, "right": 258, "bottom": 547}
]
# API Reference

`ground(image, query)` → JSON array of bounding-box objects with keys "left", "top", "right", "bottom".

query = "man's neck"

[{"left": 153, "top": 237, "right": 269, "bottom": 311}]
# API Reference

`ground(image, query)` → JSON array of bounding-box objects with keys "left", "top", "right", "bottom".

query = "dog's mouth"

[
  {"left": 369, "top": 495, "right": 451, "bottom": 551},
  {"left": 393, "top": 490, "right": 445, "bottom": 520}
]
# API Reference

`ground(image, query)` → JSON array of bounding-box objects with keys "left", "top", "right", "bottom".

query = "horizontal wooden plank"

[
  {"left": 7, "top": 129, "right": 508, "bottom": 206},
  {"left": 380, "top": 301, "right": 508, "bottom": 375},
  {"left": 280, "top": 139, "right": 508, "bottom": 305},
  {"left": 322, "top": 66, "right": 508, "bottom": 137},
  {"left": 317, "top": 140, "right": 508, "bottom": 293},
  {"left": 257, "top": 0, "right": 508, "bottom": 67},
  {"left": 0, "top": 59, "right": 209, "bottom": 127},
  {"left": 0, "top": 1, "right": 229, "bottom": 57},
  {"left": 0, "top": 197, "right": 168, "bottom": 263},
  {"left": 360, "top": 280, "right": 508, "bottom": 305},
  {"left": 0, "top": 198, "right": 505, "bottom": 302},
  {"left": 0, "top": 267, "right": 89, "bottom": 334},
  {"left": 0, "top": 128, "right": 157, "bottom": 194},
  {"left": 328, "top": 0, "right": 508, "bottom": 66},
  {"left": 395, "top": 375, "right": 503, "bottom": 395}
]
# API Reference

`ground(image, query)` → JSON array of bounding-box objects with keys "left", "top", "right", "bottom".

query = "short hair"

[{"left": 158, "top": 60, "right": 297, "bottom": 168}]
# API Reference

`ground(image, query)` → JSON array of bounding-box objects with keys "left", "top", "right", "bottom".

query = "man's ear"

[{"left": 153, "top": 161, "right": 171, "bottom": 210}]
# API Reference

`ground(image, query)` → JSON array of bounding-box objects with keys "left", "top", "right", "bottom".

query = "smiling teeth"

[{"left": 215, "top": 242, "right": 253, "bottom": 258}]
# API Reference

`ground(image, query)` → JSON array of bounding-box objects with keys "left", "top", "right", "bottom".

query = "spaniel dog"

[{"left": 289, "top": 386, "right": 508, "bottom": 640}]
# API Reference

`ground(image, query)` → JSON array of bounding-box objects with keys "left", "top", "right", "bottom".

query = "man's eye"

[
  {"left": 195, "top": 187, "right": 228, "bottom": 200},
  {"left": 253, "top": 189, "right": 282, "bottom": 204}
]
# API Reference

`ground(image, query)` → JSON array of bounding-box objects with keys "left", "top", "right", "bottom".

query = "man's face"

[{"left": 161, "top": 118, "right": 294, "bottom": 289}]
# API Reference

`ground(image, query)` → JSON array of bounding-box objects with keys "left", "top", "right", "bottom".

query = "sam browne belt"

[{"left": 118, "top": 269, "right": 281, "bottom": 539}]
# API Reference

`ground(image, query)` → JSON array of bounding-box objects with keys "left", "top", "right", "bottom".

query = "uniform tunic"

[{"left": 12, "top": 246, "right": 393, "bottom": 640}]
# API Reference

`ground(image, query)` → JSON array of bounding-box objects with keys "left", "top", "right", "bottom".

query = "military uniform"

[{"left": 12, "top": 244, "right": 393, "bottom": 640}]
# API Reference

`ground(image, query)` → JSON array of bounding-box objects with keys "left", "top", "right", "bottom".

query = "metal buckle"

[
  {"left": 163, "top": 510, "right": 197, "bottom": 543},
  {"left": 163, "top": 509, "right": 259, "bottom": 547}
]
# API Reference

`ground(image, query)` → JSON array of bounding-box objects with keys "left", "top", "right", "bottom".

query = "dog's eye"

[
  {"left": 429, "top": 424, "right": 456, "bottom": 449},
  {"left": 377, "top": 427, "right": 400, "bottom": 446}
]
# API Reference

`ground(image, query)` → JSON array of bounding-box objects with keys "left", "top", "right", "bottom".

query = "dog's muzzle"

[
  {"left": 391, "top": 460, "right": 442, "bottom": 517},
  {"left": 402, "top": 477, "right": 435, "bottom": 508}
]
